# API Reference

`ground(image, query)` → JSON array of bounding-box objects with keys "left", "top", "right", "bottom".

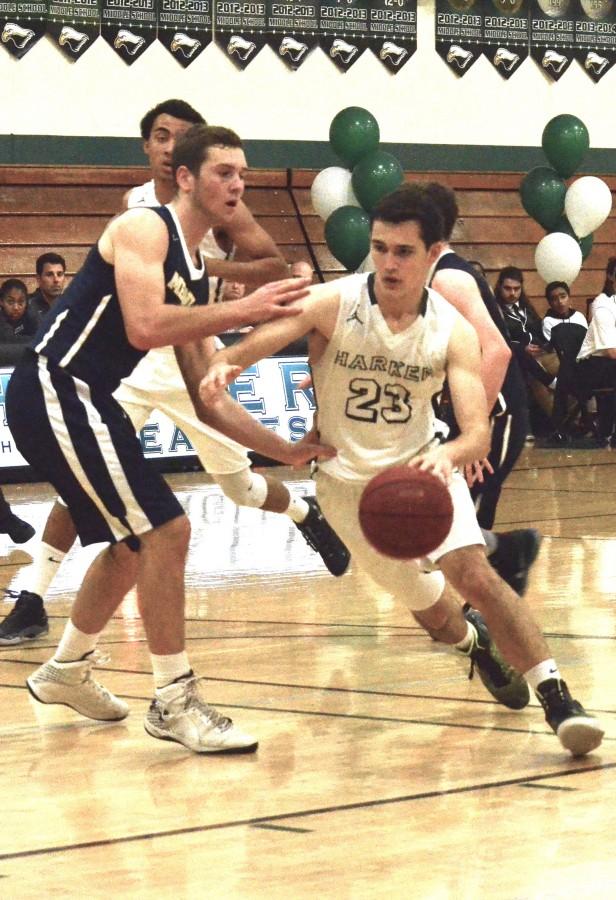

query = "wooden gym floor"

[{"left": 0, "top": 448, "right": 615, "bottom": 899}]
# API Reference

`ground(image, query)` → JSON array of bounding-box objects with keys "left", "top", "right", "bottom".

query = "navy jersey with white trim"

[{"left": 32, "top": 206, "right": 209, "bottom": 392}]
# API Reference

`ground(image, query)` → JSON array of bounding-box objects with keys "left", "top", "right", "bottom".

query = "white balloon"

[
  {"left": 310, "top": 167, "right": 360, "bottom": 221},
  {"left": 564, "top": 176, "right": 613, "bottom": 238},
  {"left": 535, "top": 232, "right": 583, "bottom": 284}
]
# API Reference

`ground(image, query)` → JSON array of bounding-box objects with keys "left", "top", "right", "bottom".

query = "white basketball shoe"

[{"left": 26, "top": 654, "right": 129, "bottom": 721}]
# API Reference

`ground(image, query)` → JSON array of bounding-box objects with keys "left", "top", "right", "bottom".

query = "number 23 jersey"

[{"left": 312, "top": 273, "right": 461, "bottom": 482}]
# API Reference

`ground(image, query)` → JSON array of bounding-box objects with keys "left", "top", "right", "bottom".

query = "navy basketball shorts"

[{"left": 6, "top": 352, "right": 184, "bottom": 547}]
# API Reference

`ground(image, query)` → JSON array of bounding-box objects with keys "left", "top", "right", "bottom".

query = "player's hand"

[
  {"left": 408, "top": 446, "right": 454, "bottom": 485},
  {"left": 284, "top": 431, "right": 336, "bottom": 468},
  {"left": 199, "top": 362, "right": 242, "bottom": 406},
  {"left": 237, "top": 277, "right": 311, "bottom": 325},
  {"left": 464, "top": 458, "right": 494, "bottom": 487}
]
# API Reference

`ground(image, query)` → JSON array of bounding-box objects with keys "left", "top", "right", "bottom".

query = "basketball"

[{"left": 358, "top": 466, "right": 454, "bottom": 560}]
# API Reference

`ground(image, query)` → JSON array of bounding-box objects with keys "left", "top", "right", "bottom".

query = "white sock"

[
  {"left": 151, "top": 651, "right": 192, "bottom": 689},
  {"left": 26, "top": 541, "right": 67, "bottom": 598},
  {"left": 454, "top": 621, "right": 475, "bottom": 654},
  {"left": 55, "top": 620, "right": 101, "bottom": 663},
  {"left": 285, "top": 495, "right": 310, "bottom": 524},
  {"left": 524, "top": 658, "right": 561, "bottom": 692},
  {"left": 482, "top": 529, "right": 498, "bottom": 556}
]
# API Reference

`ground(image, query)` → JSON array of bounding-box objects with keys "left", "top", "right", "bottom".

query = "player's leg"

[
  {"left": 169, "top": 400, "right": 350, "bottom": 577},
  {"left": 440, "top": 544, "right": 603, "bottom": 755},
  {"left": 0, "top": 499, "right": 77, "bottom": 645},
  {"left": 315, "top": 470, "right": 527, "bottom": 709}
]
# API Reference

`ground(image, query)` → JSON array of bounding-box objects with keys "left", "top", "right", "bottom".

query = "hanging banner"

[
  {"left": 265, "top": 0, "right": 318, "bottom": 70},
  {"left": 482, "top": 0, "right": 529, "bottom": 78},
  {"left": 367, "top": 0, "right": 417, "bottom": 73},
  {"left": 529, "top": 0, "right": 575, "bottom": 80},
  {"left": 157, "top": 0, "right": 211, "bottom": 65},
  {"left": 319, "top": 0, "right": 369, "bottom": 71},
  {"left": 0, "top": 0, "right": 47, "bottom": 58},
  {"left": 101, "top": 0, "right": 156, "bottom": 63},
  {"left": 214, "top": 0, "right": 268, "bottom": 69},
  {"left": 435, "top": 0, "right": 483, "bottom": 75},
  {"left": 574, "top": 0, "right": 616, "bottom": 81},
  {"left": 47, "top": 0, "right": 100, "bottom": 60}
]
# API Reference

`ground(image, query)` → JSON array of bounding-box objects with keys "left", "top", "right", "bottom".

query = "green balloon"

[
  {"left": 329, "top": 107, "right": 380, "bottom": 168},
  {"left": 352, "top": 151, "right": 404, "bottom": 213},
  {"left": 324, "top": 205, "right": 371, "bottom": 271},
  {"left": 542, "top": 115, "right": 590, "bottom": 179},
  {"left": 579, "top": 232, "right": 593, "bottom": 261},
  {"left": 550, "top": 216, "right": 593, "bottom": 260},
  {"left": 520, "top": 167, "right": 566, "bottom": 230}
]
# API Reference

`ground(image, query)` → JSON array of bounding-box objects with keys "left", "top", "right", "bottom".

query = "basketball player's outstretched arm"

[
  {"left": 176, "top": 338, "right": 335, "bottom": 466},
  {"left": 206, "top": 201, "right": 288, "bottom": 288},
  {"left": 107, "top": 210, "right": 310, "bottom": 348},
  {"left": 410, "top": 318, "right": 490, "bottom": 484},
  {"left": 199, "top": 283, "right": 339, "bottom": 404}
]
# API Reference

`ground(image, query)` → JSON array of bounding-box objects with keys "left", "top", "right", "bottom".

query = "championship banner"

[
  {"left": 574, "top": 0, "right": 616, "bottom": 82},
  {"left": 435, "top": 0, "right": 483, "bottom": 76},
  {"left": 319, "top": 0, "right": 369, "bottom": 72},
  {"left": 265, "top": 0, "right": 318, "bottom": 70},
  {"left": 0, "top": 0, "right": 47, "bottom": 58},
  {"left": 214, "top": 0, "right": 268, "bottom": 69},
  {"left": 367, "top": 0, "right": 417, "bottom": 73},
  {"left": 101, "top": 0, "right": 156, "bottom": 63},
  {"left": 157, "top": 0, "right": 211, "bottom": 66},
  {"left": 529, "top": 0, "right": 575, "bottom": 80},
  {"left": 47, "top": 0, "right": 100, "bottom": 60},
  {"left": 482, "top": 0, "right": 529, "bottom": 77}
]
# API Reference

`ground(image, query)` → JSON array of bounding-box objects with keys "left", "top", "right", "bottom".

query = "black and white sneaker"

[
  {"left": 0, "top": 590, "right": 48, "bottom": 645},
  {"left": 296, "top": 496, "right": 350, "bottom": 577},
  {"left": 536, "top": 678, "right": 604, "bottom": 757},
  {"left": 489, "top": 529, "right": 542, "bottom": 596}
]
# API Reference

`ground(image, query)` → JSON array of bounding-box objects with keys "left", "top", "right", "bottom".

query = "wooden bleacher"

[{"left": 1, "top": 166, "right": 614, "bottom": 318}]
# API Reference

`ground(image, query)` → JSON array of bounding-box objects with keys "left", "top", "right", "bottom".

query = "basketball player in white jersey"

[
  {"left": 0, "top": 100, "right": 347, "bottom": 646},
  {"left": 200, "top": 184, "right": 603, "bottom": 757}
]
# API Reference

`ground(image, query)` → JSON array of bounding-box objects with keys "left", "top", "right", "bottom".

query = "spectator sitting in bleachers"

[
  {"left": 28, "top": 252, "right": 66, "bottom": 325},
  {"left": 0, "top": 278, "right": 39, "bottom": 343},
  {"left": 543, "top": 281, "right": 588, "bottom": 345},
  {"left": 495, "top": 266, "right": 559, "bottom": 433},
  {"left": 576, "top": 259, "right": 616, "bottom": 446}
]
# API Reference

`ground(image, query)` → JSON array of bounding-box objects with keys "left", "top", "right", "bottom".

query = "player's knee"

[
  {"left": 408, "top": 570, "right": 446, "bottom": 612},
  {"left": 214, "top": 470, "right": 267, "bottom": 508}
]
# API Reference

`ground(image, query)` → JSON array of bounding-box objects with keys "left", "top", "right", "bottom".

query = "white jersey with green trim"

[{"left": 312, "top": 273, "right": 460, "bottom": 482}]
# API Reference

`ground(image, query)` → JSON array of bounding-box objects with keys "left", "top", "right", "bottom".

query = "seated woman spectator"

[
  {"left": 494, "top": 266, "right": 559, "bottom": 432},
  {"left": 576, "top": 258, "right": 616, "bottom": 445},
  {"left": 0, "top": 278, "right": 39, "bottom": 343}
]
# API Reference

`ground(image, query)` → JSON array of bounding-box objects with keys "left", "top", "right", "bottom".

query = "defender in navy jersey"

[
  {"left": 201, "top": 184, "right": 603, "bottom": 757},
  {"left": 6, "top": 124, "right": 331, "bottom": 754},
  {"left": 422, "top": 182, "right": 540, "bottom": 596}
]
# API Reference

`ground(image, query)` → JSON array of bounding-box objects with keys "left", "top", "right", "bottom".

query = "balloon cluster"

[
  {"left": 520, "top": 115, "right": 612, "bottom": 286},
  {"left": 311, "top": 107, "right": 404, "bottom": 272}
]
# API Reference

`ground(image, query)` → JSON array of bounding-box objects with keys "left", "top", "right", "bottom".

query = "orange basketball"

[{"left": 359, "top": 466, "right": 454, "bottom": 559}]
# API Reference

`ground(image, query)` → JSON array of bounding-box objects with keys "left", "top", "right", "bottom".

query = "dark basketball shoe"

[
  {"left": 536, "top": 678, "right": 604, "bottom": 757},
  {"left": 489, "top": 529, "right": 542, "bottom": 596},
  {"left": 0, "top": 590, "right": 48, "bottom": 645},
  {"left": 296, "top": 496, "right": 350, "bottom": 576},
  {"left": 0, "top": 512, "right": 35, "bottom": 544},
  {"left": 462, "top": 608, "right": 530, "bottom": 710}
]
